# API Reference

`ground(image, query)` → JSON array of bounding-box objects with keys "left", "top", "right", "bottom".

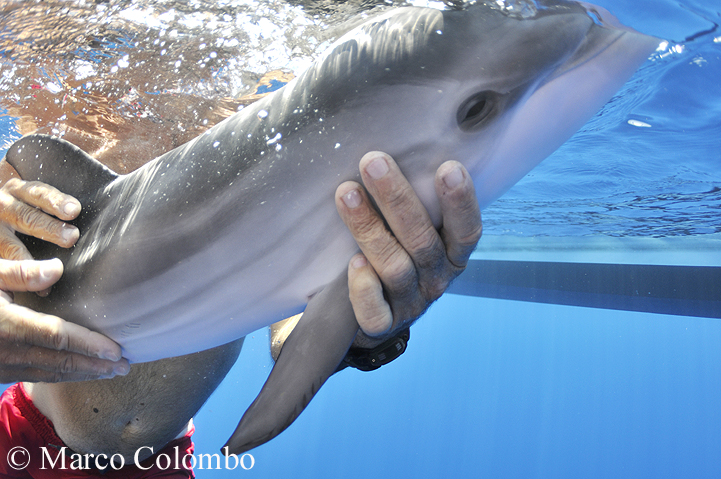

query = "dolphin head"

[{"left": 286, "top": 1, "right": 658, "bottom": 219}]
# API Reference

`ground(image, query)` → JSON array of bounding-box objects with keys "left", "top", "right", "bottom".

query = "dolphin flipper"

[
  {"left": 224, "top": 271, "right": 359, "bottom": 454},
  {"left": 5, "top": 134, "right": 119, "bottom": 201}
]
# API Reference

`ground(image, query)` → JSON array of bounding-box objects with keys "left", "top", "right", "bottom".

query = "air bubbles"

[
  {"left": 655, "top": 41, "right": 684, "bottom": 61},
  {"left": 267, "top": 133, "right": 282, "bottom": 151},
  {"left": 257, "top": 109, "right": 269, "bottom": 120}
]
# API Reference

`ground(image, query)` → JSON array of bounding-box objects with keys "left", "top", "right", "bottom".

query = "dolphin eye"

[{"left": 457, "top": 92, "right": 494, "bottom": 131}]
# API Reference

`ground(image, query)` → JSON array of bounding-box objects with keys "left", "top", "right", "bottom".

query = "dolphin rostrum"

[{"left": 4, "top": 1, "right": 658, "bottom": 454}]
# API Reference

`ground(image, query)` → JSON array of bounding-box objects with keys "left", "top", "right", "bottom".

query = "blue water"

[
  {"left": 487, "top": 1, "right": 721, "bottom": 237},
  {"left": 190, "top": 301, "right": 721, "bottom": 478},
  {"left": 1, "top": 0, "right": 721, "bottom": 477}
]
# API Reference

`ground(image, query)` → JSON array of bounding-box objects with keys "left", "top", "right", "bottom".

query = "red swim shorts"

[{"left": 0, "top": 383, "right": 195, "bottom": 478}]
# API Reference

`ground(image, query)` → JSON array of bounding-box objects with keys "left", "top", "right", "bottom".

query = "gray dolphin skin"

[{"left": 5, "top": 0, "right": 658, "bottom": 454}]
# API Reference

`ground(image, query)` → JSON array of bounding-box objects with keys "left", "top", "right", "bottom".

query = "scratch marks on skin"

[{"left": 120, "top": 322, "right": 142, "bottom": 338}]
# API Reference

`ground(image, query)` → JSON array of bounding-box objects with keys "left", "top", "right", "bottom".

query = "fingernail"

[
  {"left": 365, "top": 155, "right": 389, "bottom": 180},
  {"left": 63, "top": 201, "right": 80, "bottom": 217},
  {"left": 112, "top": 362, "right": 130, "bottom": 376},
  {"left": 61, "top": 224, "right": 78, "bottom": 243},
  {"left": 443, "top": 165, "right": 464, "bottom": 190},
  {"left": 351, "top": 255, "right": 367, "bottom": 269},
  {"left": 99, "top": 349, "right": 121, "bottom": 362},
  {"left": 38, "top": 265, "right": 53, "bottom": 282},
  {"left": 342, "top": 189, "right": 362, "bottom": 209},
  {"left": 38, "top": 258, "right": 62, "bottom": 281}
]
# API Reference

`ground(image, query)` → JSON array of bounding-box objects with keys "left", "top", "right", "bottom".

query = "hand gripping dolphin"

[{"left": 4, "top": 1, "right": 658, "bottom": 454}]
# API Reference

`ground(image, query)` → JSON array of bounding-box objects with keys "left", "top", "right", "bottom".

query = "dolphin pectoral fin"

[
  {"left": 223, "top": 270, "right": 359, "bottom": 455},
  {"left": 269, "top": 313, "right": 303, "bottom": 362},
  {"left": 5, "top": 134, "right": 119, "bottom": 199}
]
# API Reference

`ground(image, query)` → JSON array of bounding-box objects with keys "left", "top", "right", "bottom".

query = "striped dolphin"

[{"left": 4, "top": 1, "right": 658, "bottom": 454}]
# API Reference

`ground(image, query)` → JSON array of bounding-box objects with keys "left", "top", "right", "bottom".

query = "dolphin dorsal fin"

[{"left": 4, "top": 135, "right": 118, "bottom": 200}]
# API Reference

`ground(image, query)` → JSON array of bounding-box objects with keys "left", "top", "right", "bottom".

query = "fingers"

[
  {"left": 3, "top": 178, "right": 81, "bottom": 221},
  {"left": 359, "top": 152, "right": 449, "bottom": 296},
  {"left": 0, "top": 178, "right": 80, "bottom": 249},
  {"left": 336, "top": 179, "right": 422, "bottom": 340},
  {"left": 0, "top": 301, "right": 124, "bottom": 361},
  {"left": 0, "top": 178, "right": 115, "bottom": 384},
  {"left": 336, "top": 152, "right": 482, "bottom": 344},
  {"left": 0, "top": 223, "right": 33, "bottom": 261},
  {"left": 434, "top": 160, "right": 482, "bottom": 270},
  {"left": 347, "top": 254, "right": 392, "bottom": 337},
  {"left": 336, "top": 178, "right": 420, "bottom": 306},
  {"left": 0, "top": 301, "right": 129, "bottom": 383},
  {"left": 0, "top": 344, "right": 129, "bottom": 384},
  {"left": 0, "top": 258, "right": 63, "bottom": 293},
  {"left": 0, "top": 367, "right": 116, "bottom": 384}
]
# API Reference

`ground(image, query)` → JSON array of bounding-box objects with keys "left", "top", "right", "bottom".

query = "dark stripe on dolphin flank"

[{"left": 449, "top": 260, "right": 721, "bottom": 319}]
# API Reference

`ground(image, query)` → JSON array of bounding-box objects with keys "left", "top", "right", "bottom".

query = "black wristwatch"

[{"left": 340, "top": 328, "right": 410, "bottom": 372}]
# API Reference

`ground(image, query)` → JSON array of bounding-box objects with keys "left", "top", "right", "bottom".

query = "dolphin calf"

[{"left": 5, "top": 0, "right": 658, "bottom": 454}]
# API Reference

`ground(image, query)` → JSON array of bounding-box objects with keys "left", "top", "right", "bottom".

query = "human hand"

[
  {"left": 230, "top": 152, "right": 481, "bottom": 452},
  {"left": 0, "top": 177, "right": 128, "bottom": 383},
  {"left": 0, "top": 177, "right": 80, "bottom": 264},
  {"left": 336, "top": 152, "right": 482, "bottom": 348}
]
